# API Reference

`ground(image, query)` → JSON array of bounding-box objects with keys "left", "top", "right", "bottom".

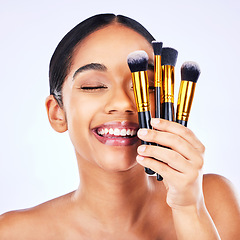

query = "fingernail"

[
  {"left": 136, "top": 155, "right": 144, "bottom": 161},
  {"left": 138, "top": 145, "right": 146, "bottom": 153},
  {"left": 152, "top": 118, "right": 160, "bottom": 125},
  {"left": 138, "top": 129, "right": 148, "bottom": 136}
]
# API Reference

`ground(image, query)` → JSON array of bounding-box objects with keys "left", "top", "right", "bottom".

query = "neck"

[{"left": 72, "top": 154, "right": 154, "bottom": 230}]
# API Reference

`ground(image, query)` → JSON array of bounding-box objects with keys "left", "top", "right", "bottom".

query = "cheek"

[{"left": 66, "top": 94, "right": 102, "bottom": 149}]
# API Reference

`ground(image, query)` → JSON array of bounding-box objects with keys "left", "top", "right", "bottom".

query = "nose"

[{"left": 104, "top": 86, "right": 136, "bottom": 115}]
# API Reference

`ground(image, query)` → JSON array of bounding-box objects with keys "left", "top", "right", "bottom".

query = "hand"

[{"left": 136, "top": 118, "right": 205, "bottom": 210}]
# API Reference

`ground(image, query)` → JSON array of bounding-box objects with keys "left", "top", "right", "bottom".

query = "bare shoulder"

[
  {"left": 0, "top": 192, "right": 74, "bottom": 240},
  {"left": 203, "top": 173, "right": 240, "bottom": 238},
  {"left": 203, "top": 173, "right": 239, "bottom": 207}
]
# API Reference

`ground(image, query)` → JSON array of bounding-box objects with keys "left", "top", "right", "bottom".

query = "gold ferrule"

[
  {"left": 161, "top": 65, "right": 175, "bottom": 103},
  {"left": 154, "top": 55, "right": 162, "bottom": 87},
  {"left": 131, "top": 71, "right": 150, "bottom": 112},
  {"left": 177, "top": 81, "right": 196, "bottom": 121}
]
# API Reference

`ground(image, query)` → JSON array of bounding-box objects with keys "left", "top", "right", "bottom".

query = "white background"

[{"left": 0, "top": 0, "right": 239, "bottom": 214}]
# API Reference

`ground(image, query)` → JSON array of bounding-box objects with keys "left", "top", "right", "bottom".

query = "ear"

[{"left": 45, "top": 95, "right": 68, "bottom": 133}]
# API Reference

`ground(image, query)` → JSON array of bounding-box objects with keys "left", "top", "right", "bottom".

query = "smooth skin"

[{"left": 0, "top": 23, "right": 239, "bottom": 239}]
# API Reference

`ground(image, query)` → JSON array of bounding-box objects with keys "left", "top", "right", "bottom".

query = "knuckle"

[
  {"left": 181, "top": 126, "right": 192, "bottom": 137},
  {"left": 200, "top": 144, "right": 205, "bottom": 154},
  {"left": 192, "top": 154, "right": 204, "bottom": 170},
  {"left": 175, "top": 135, "right": 183, "bottom": 146},
  {"left": 144, "top": 145, "right": 153, "bottom": 156},
  {"left": 171, "top": 150, "right": 181, "bottom": 162},
  {"left": 150, "top": 129, "right": 159, "bottom": 141},
  {"left": 197, "top": 155, "right": 204, "bottom": 169},
  {"left": 168, "top": 134, "right": 184, "bottom": 149},
  {"left": 159, "top": 118, "right": 169, "bottom": 129}
]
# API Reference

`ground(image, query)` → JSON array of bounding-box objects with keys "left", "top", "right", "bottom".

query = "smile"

[
  {"left": 97, "top": 128, "right": 137, "bottom": 138},
  {"left": 92, "top": 121, "right": 139, "bottom": 146}
]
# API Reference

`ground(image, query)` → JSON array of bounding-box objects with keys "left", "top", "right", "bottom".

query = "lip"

[{"left": 92, "top": 121, "right": 139, "bottom": 146}]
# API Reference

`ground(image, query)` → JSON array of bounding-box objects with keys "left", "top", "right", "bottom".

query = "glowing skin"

[{"left": 61, "top": 24, "right": 155, "bottom": 173}]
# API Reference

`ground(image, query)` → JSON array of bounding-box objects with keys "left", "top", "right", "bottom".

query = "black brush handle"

[
  {"left": 138, "top": 111, "right": 155, "bottom": 175},
  {"left": 155, "top": 87, "right": 161, "bottom": 119},
  {"left": 161, "top": 102, "right": 175, "bottom": 121},
  {"left": 176, "top": 119, "right": 188, "bottom": 127},
  {"left": 158, "top": 102, "right": 175, "bottom": 180},
  {"left": 155, "top": 87, "right": 163, "bottom": 181}
]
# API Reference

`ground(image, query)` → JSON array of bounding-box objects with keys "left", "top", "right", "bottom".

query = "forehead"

[{"left": 70, "top": 24, "right": 154, "bottom": 70}]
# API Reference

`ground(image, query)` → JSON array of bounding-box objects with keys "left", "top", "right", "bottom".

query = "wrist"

[
  {"left": 171, "top": 201, "right": 220, "bottom": 240},
  {"left": 169, "top": 193, "right": 205, "bottom": 214},
  {"left": 171, "top": 200, "right": 204, "bottom": 216}
]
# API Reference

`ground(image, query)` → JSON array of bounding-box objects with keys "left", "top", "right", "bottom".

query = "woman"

[{"left": 0, "top": 13, "right": 239, "bottom": 239}]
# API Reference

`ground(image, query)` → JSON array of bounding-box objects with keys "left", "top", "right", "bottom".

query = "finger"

[
  {"left": 137, "top": 129, "right": 204, "bottom": 169},
  {"left": 136, "top": 155, "right": 183, "bottom": 180},
  {"left": 137, "top": 144, "right": 192, "bottom": 173},
  {"left": 150, "top": 118, "right": 205, "bottom": 154}
]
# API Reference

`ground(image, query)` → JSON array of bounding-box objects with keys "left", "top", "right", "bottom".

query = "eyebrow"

[
  {"left": 73, "top": 63, "right": 107, "bottom": 80},
  {"left": 72, "top": 61, "right": 154, "bottom": 80}
]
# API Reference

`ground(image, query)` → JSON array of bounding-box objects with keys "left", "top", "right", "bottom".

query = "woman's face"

[{"left": 61, "top": 23, "right": 155, "bottom": 173}]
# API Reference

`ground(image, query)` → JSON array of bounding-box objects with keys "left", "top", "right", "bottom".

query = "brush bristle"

[
  {"left": 181, "top": 61, "right": 201, "bottom": 83},
  {"left": 161, "top": 47, "right": 178, "bottom": 66},
  {"left": 127, "top": 50, "right": 149, "bottom": 72},
  {"left": 152, "top": 41, "right": 163, "bottom": 55}
]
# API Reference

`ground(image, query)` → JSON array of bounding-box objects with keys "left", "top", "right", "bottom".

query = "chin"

[{"left": 95, "top": 149, "right": 139, "bottom": 173}]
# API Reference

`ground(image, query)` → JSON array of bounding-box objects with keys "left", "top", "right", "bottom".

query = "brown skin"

[{"left": 0, "top": 23, "right": 239, "bottom": 239}]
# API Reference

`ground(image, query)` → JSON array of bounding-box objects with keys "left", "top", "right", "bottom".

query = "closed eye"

[{"left": 80, "top": 85, "right": 108, "bottom": 91}]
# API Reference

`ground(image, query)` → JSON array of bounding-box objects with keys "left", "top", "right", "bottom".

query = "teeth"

[
  {"left": 114, "top": 128, "right": 120, "bottom": 136},
  {"left": 120, "top": 129, "right": 127, "bottom": 136},
  {"left": 109, "top": 128, "right": 114, "bottom": 134},
  {"left": 97, "top": 129, "right": 104, "bottom": 135},
  {"left": 97, "top": 128, "right": 137, "bottom": 137}
]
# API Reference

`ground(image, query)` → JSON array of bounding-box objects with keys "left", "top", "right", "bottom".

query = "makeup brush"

[
  {"left": 176, "top": 61, "right": 201, "bottom": 127},
  {"left": 152, "top": 41, "right": 163, "bottom": 181},
  {"left": 161, "top": 47, "right": 178, "bottom": 121},
  {"left": 127, "top": 50, "right": 156, "bottom": 176},
  {"left": 152, "top": 41, "right": 163, "bottom": 119}
]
